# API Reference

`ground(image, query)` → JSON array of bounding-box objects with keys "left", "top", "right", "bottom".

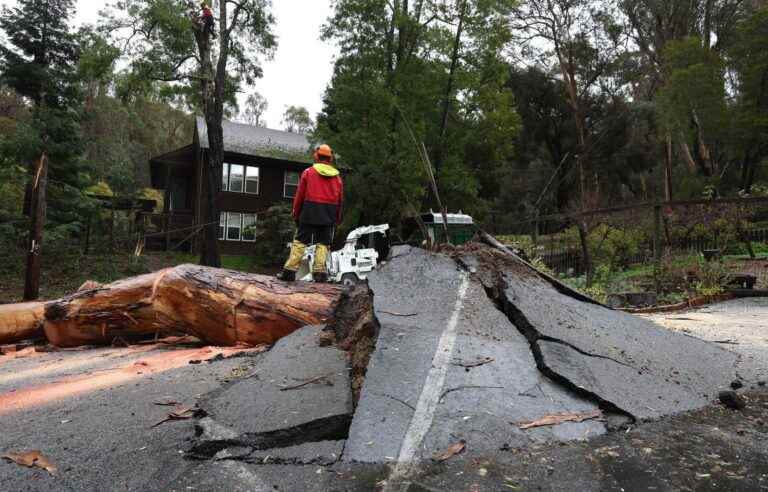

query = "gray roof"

[{"left": 196, "top": 116, "right": 312, "bottom": 163}]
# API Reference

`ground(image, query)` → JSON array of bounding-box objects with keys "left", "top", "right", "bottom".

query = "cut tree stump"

[
  {"left": 0, "top": 302, "right": 45, "bottom": 345},
  {"left": 43, "top": 264, "right": 348, "bottom": 348},
  {"left": 1, "top": 264, "right": 356, "bottom": 348}
]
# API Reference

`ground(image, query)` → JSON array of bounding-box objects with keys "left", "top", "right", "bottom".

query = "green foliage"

[
  {"left": 0, "top": 0, "right": 80, "bottom": 108},
  {"left": 282, "top": 105, "right": 313, "bottom": 134},
  {"left": 316, "top": 0, "right": 519, "bottom": 229},
  {"left": 658, "top": 37, "right": 727, "bottom": 141},
  {"left": 693, "top": 259, "right": 730, "bottom": 296},
  {"left": 253, "top": 203, "right": 296, "bottom": 266}
]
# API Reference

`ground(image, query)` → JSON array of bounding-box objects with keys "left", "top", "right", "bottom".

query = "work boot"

[
  {"left": 312, "top": 272, "right": 329, "bottom": 283},
  {"left": 276, "top": 269, "right": 296, "bottom": 282}
]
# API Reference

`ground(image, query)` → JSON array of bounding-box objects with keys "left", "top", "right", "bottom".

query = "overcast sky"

[{"left": 5, "top": 0, "right": 338, "bottom": 130}]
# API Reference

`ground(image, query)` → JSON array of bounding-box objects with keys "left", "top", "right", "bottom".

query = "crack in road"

[
  {"left": 479, "top": 281, "right": 636, "bottom": 422},
  {"left": 191, "top": 413, "right": 353, "bottom": 459}
]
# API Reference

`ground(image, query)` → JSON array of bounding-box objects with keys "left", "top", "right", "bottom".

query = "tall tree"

[
  {"left": 1, "top": 0, "right": 86, "bottom": 299},
  {"left": 727, "top": 7, "right": 768, "bottom": 192},
  {"left": 318, "top": 0, "right": 518, "bottom": 230},
  {"left": 510, "top": 0, "right": 626, "bottom": 210},
  {"left": 282, "top": 105, "right": 313, "bottom": 133},
  {"left": 240, "top": 91, "right": 268, "bottom": 127},
  {"left": 105, "top": 0, "right": 276, "bottom": 266}
]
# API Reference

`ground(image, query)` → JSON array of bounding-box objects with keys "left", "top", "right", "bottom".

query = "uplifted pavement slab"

[
  {"left": 461, "top": 245, "right": 739, "bottom": 421},
  {"left": 346, "top": 247, "right": 606, "bottom": 466},
  {"left": 194, "top": 325, "right": 353, "bottom": 457}
]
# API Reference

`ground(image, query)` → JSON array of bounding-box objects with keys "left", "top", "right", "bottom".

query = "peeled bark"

[
  {"left": 42, "top": 265, "right": 347, "bottom": 348},
  {"left": 0, "top": 302, "right": 45, "bottom": 345}
]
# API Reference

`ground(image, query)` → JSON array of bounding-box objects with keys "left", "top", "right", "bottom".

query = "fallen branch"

[
  {"left": 439, "top": 385, "right": 504, "bottom": 403},
  {"left": 378, "top": 310, "right": 418, "bottom": 317},
  {"left": 516, "top": 410, "right": 603, "bottom": 430},
  {"left": 151, "top": 406, "right": 196, "bottom": 428},
  {"left": 451, "top": 356, "right": 494, "bottom": 369},
  {"left": 278, "top": 375, "right": 333, "bottom": 391}
]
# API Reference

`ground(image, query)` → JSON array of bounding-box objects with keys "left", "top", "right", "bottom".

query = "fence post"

[
  {"left": 165, "top": 214, "right": 171, "bottom": 251},
  {"left": 653, "top": 204, "right": 664, "bottom": 292},
  {"left": 23, "top": 153, "right": 48, "bottom": 301}
]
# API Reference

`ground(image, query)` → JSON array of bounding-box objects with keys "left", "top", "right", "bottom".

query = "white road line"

[{"left": 385, "top": 274, "right": 470, "bottom": 491}]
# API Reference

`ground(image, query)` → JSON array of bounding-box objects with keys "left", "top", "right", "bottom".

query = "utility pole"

[{"left": 24, "top": 153, "right": 48, "bottom": 301}]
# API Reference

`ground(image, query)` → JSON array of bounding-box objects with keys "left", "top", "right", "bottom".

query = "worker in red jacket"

[
  {"left": 200, "top": 2, "right": 215, "bottom": 38},
  {"left": 277, "top": 144, "right": 343, "bottom": 282}
]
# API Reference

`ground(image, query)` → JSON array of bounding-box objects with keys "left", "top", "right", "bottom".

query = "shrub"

[
  {"left": 693, "top": 259, "right": 730, "bottom": 296},
  {"left": 253, "top": 203, "right": 296, "bottom": 266}
]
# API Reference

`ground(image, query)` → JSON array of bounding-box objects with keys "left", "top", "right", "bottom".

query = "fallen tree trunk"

[
  {"left": 44, "top": 264, "right": 346, "bottom": 347},
  {"left": 0, "top": 264, "right": 349, "bottom": 348},
  {"left": 0, "top": 302, "right": 45, "bottom": 345}
]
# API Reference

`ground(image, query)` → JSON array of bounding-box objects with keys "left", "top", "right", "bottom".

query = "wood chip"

[
  {"left": 2, "top": 450, "right": 58, "bottom": 475},
  {"left": 434, "top": 440, "right": 466, "bottom": 461},
  {"left": 517, "top": 410, "right": 603, "bottom": 429}
]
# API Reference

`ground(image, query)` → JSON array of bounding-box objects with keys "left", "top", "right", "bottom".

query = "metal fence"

[{"left": 537, "top": 228, "right": 768, "bottom": 276}]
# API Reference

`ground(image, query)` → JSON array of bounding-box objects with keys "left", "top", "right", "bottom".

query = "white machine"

[{"left": 296, "top": 224, "right": 390, "bottom": 285}]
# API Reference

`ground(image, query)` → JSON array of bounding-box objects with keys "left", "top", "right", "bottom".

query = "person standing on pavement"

[{"left": 277, "top": 144, "right": 343, "bottom": 282}]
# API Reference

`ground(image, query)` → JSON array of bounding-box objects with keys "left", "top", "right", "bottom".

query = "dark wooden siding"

[
  {"left": 200, "top": 151, "right": 308, "bottom": 214},
  {"left": 200, "top": 151, "right": 309, "bottom": 252}
]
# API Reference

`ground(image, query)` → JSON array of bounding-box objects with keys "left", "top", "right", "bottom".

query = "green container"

[{"left": 421, "top": 212, "right": 476, "bottom": 245}]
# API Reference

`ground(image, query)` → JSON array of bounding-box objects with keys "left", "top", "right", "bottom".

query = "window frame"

[
  {"left": 241, "top": 213, "right": 257, "bottom": 242},
  {"left": 284, "top": 170, "right": 300, "bottom": 198},
  {"left": 226, "top": 212, "right": 242, "bottom": 241},
  {"left": 221, "top": 163, "right": 230, "bottom": 192},
  {"left": 244, "top": 166, "right": 260, "bottom": 195},
  {"left": 219, "top": 212, "right": 226, "bottom": 240},
  {"left": 228, "top": 164, "right": 245, "bottom": 193}
]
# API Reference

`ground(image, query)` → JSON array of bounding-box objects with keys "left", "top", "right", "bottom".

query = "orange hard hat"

[{"left": 314, "top": 144, "right": 333, "bottom": 161}]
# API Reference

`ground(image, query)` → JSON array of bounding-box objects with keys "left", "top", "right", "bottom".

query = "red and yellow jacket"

[{"left": 292, "top": 163, "right": 344, "bottom": 225}]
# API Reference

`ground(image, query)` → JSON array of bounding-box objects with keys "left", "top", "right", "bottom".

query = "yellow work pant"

[{"left": 283, "top": 240, "right": 329, "bottom": 273}]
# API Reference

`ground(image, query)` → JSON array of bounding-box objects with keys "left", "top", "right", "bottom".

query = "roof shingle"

[{"left": 196, "top": 116, "right": 313, "bottom": 163}]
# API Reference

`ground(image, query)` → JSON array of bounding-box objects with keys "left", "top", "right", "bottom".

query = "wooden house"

[{"left": 146, "top": 117, "right": 312, "bottom": 253}]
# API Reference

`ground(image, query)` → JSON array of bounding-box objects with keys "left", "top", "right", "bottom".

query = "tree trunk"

[
  {"left": 24, "top": 153, "right": 48, "bottom": 301},
  {"left": 196, "top": 26, "right": 222, "bottom": 267},
  {"left": 435, "top": 0, "right": 467, "bottom": 173},
  {"left": 38, "top": 265, "right": 350, "bottom": 348},
  {"left": 0, "top": 302, "right": 45, "bottom": 345},
  {"left": 576, "top": 220, "right": 593, "bottom": 287}
]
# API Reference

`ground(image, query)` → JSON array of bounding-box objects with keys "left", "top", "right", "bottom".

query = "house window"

[
  {"left": 222, "top": 163, "right": 259, "bottom": 194},
  {"left": 227, "top": 212, "right": 242, "bottom": 240},
  {"left": 245, "top": 166, "right": 259, "bottom": 194},
  {"left": 284, "top": 171, "right": 300, "bottom": 198},
  {"left": 219, "top": 212, "right": 258, "bottom": 242},
  {"left": 242, "top": 214, "right": 257, "bottom": 241},
  {"left": 228, "top": 164, "right": 244, "bottom": 192}
]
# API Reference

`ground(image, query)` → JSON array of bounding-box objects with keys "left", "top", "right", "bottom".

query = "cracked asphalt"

[{"left": 1, "top": 244, "right": 766, "bottom": 491}]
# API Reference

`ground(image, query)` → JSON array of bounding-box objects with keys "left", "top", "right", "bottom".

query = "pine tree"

[{"left": 0, "top": 0, "right": 80, "bottom": 108}]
